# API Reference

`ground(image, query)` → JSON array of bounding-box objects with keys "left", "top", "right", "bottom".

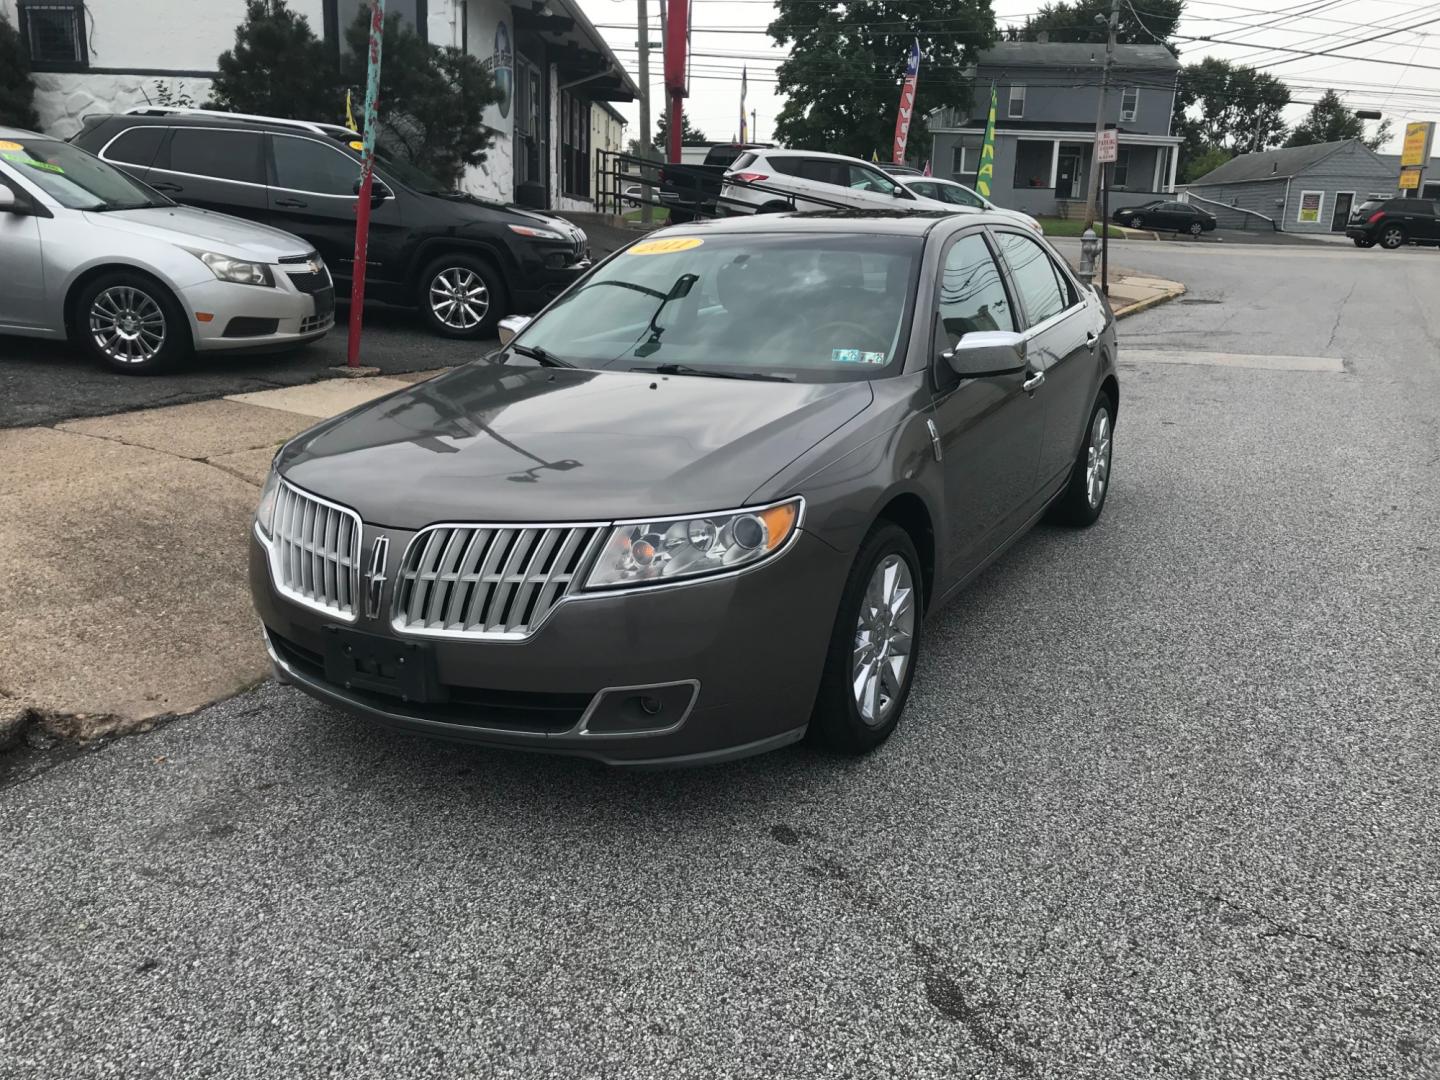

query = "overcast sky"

[{"left": 583, "top": 0, "right": 1440, "bottom": 156}]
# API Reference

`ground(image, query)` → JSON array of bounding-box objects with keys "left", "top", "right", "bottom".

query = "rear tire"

[
  {"left": 418, "top": 254, "right": 507, "bottom": 338},
  {"left": 809, "top": 522, "right": 922, "bottom": 755},
  {"left": 1379, "top": 225, "right": 1406, "bottom": 250},
  {"left": 1188, "top": 221, "right": 1203, "bottom": 236},
  {"left": 1047, "top": 391, "right": 1115, "bottom": 527},
  {"left": 72, "top": 271, "right": 190, "bottom": 374}
]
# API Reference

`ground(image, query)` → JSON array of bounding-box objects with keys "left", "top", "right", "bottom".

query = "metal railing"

[
  {"left": 593, "top": 149, "right": 853, "bottom": 221},
  {"left": 1182, "top": 190, "right": 1279, "bottom": 231}
]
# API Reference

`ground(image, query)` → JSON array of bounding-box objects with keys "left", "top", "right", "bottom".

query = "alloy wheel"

[
  {"left": 89, "top": 286, "right": 166, "bottom": 365},
  {"left": 851, "top": 554, "right": 916, "bottom": 727},
  {"left": 1189, "top": 222, "right": 1203, "bottom": 236},
  {"left": 1381, "top": 227, "right": 1404, "bottom": 249},
  {"left": 1128, "top": 216, "right": 1143, "bottom": 228},
  {"left": 1086, "top": 408, "right": 1112, "bottom": 509},
  {"left": 429, "top": 267, "right": 490, "bottom": 330}
]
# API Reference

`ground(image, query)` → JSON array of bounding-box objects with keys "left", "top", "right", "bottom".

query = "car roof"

[
  {"left": 84, "top": 109, "right": 359, "bottom": 143},
  {"left": 756, "top": 148, "right": 889, "bottom": 165},
  {"left": 636, "top": 208, "right": 1018, "bottom": 239}
]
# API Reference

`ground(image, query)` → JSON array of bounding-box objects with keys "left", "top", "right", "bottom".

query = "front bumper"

[
  {"left": 182, "top": 274, "right": 333, "bottom": 352},
  {"left": 510, "top": 253, "right": 592, "bottom": 313},
  {"left": 250, "top": 527, "right": 849, "bottom": 765}
]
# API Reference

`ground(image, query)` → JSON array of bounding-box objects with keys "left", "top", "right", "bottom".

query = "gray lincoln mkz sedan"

[{"left": 251, "top": 210, "right": 1118, "bottom": 765}]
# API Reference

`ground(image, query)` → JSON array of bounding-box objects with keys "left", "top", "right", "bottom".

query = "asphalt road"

[{"left": 2, "top": 243, "right": 1438, "bottom": 1079}]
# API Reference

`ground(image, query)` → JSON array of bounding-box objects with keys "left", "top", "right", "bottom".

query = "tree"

[
  {"left": 1181, "top": 145, "right": 1231, "bottom": 183},
  {"left": 0, "top": 13, "right": 40, "bottom": 131},
  {"left": 654, "top": 110, "right": 708, "bottom": 152},
  {"left": 768, "top": 0, "right": 997, "bottom": 162},
  {"left": 343, "top": 10, "right": 500, "bottom": 188},
  {"left": 207, "top": 0, "right": 343, "bottom": 120},
  {"left": 1172, "top": 58, "right": 1289, "bottom": 175},
  {"left": 1010, "top": 0, "right": 1183, "bottom": 54},
  {"left": 1285, "top": 89, "right": 1391, "bottom": 150}
]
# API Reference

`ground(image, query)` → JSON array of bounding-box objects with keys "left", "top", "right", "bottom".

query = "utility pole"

[
  {"left": 1083, "top": 0, "right": 1120, "bottom": 228},
  {"left": 636, "top": 0, "right": 653, "bottom": 223}
]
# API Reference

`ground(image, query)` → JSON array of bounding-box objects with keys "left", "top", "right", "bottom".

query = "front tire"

[
  {"left": 1379, "top": 225, "right": 1406, "bottom": 250},
  {"left": 1188, "top": 221, "right": 1204, "bottom": 236},
  {"left": 73, "top": 272, "right": 190, "bottom": 374},
  {"left": 1048, "top": 392, "right": 1115, "bottom": 527},
  {"left": 809, "top": 522, "right": 922, "bottom": 755},
  {"left": 418, "top": 254, "right": 507, "bottom": 338},
  {"left": 1128, "top": 215, "right": 1144, "bottom": 228}
]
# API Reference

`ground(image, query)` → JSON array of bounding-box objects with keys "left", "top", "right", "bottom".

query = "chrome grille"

[
  {"left": 270, "top": 483, "right": 363, "bottom": 619},
  {"left": 393, "top": 524, "right": 603, "bottom": 639}
]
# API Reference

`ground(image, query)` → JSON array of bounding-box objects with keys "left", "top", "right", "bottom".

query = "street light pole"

[
  {"left": 636, "top": 0, "right": 652, "bottom": 224},
  {"left": 1083, "top": 0, "right": 1120, "bottom": 228}
]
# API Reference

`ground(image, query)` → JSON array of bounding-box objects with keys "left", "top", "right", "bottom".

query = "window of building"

[
  {"left": 936, "top": 234, "right": 1015, "bottom": 349},
  {"left": 1120, "top": 86, "right": 1139, "bottom": 123},
  {"left": 17, "top": 1, "right": 88, "bottom": 70},
  {"left": 272, "top": 134, "right": 359, "bottom": 195},
  {"left": 560, "top": 91, "right": 592, "bottom": 197},
  {"left": 952, "top": 142, "right": 981, "bottom": 177},
  {"left": 166, "top": 129, "right": 265, "bottom": 186},
  {"left": 1112, "top": 146, "right": 1130, "bottom": 188},
  {"left": 1008, "top": 84, "right": 1026, "bottom": 119}
]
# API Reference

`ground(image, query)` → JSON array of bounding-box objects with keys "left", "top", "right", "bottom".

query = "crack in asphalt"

[
  {"left": 1324, "top": 282, "right": 1358, "bottom": 354},
  {"left": 1209, "top": 893, "right": 1430, "bottom": 961}
]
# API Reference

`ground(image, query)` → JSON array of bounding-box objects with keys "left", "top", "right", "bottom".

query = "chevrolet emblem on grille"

[{"left": 364, "top": 536, "right": 389, "bottom": 619}]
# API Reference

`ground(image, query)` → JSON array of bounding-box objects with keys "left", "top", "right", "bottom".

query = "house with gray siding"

[
  {"left": 1185, "top": 140, "right": 1396, "bottom": 233},
  {"left": 929, "top": 41, "right": 1183, "bottom": 217}
]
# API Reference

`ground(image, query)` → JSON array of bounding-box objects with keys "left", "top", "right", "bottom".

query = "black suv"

[
  {"left": 1346, "top": 197, "right": 1440, "bottom": 250},
  {"left": 72, "top": 109, "right": 590, "bottom": 338}
]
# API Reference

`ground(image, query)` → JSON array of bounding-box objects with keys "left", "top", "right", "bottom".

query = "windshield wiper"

[
  {"left": 509, "top": 343, "right": 572, "bottom": 368},
  {"left": 634, "top": 363, "right": 792, "bottom": 382}
]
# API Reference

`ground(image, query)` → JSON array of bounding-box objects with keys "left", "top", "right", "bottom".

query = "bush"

[
  {"left": 343, "top": 10, "right": 500, "bottom": 189},
  {"left": 0, "top": 13, "right": 40, "bottom": 131},
  {"left": 207, "top": 0, "right": 343, "bottom": 121}
]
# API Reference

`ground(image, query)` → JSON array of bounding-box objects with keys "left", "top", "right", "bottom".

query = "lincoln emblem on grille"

[{"left": 364, "top": 536, "right": 389, "bottom": 619}]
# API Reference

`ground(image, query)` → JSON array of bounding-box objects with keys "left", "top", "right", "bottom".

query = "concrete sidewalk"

[{"left": 0, "top": 267, "right": 1183, "bottom": 750}]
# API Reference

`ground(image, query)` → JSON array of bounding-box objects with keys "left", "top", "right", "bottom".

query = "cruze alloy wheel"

[{"left": 90, "top": 285, "right": 166, "bottom": 366}]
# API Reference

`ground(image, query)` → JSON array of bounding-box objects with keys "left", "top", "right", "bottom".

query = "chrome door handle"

[
  {"left": 1022, "top": 369, "right": 1045, "bottom": 393},
  {"left": 1085, "top": 332, "right": 1098, "bottom": 350}
]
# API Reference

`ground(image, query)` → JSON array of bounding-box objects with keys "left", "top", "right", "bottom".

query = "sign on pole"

[
  {"left": 346, "top": 0, "right": 385, "bottom": 368},
  {"left": 1096, "top": 129, "right": 1118, "bottom": 164},
  {"left": 891, "top": 40, "right": 922, "bottom": 164},
  {"left": 1400, "top": 122, "right": 1433, "bottom": 167},
  {"left": 1399, "top": 167, "right": 1422, "bottom": 191}
]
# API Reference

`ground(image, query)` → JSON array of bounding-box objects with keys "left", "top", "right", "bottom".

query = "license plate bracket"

[{"left": 322, "top": 626, "right": 445, "bottom": 703}]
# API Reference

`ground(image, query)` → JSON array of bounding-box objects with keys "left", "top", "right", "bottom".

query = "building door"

[
  {"left": 1056, "top": 152, "right": 1082, "bottom": 199},
  {"left": 1330, "top": 191, "right": 1354, "bottom": 231},
  {"left": 513, "top": 53, "right": 546, "bottom": 207}
]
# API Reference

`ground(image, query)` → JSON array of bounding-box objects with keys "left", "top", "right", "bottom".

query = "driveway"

[{"left": 2, "top": 241, "right": 1437, "bottom": 1079}]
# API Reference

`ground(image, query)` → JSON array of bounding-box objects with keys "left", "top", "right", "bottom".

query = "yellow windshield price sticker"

[
  {"left": 0, "top": 140, "right": 23, "bottom": 151},
  {"left": 627, "top": 237, "right": 703, "bottom": 255},
  {"left": 349, "top": 140, "right": 364, "bottom": 151}
]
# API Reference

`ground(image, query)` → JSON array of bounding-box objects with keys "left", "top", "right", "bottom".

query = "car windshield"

[
  {"left": 934, "top": 183, "right": 985, "bottom": 208},
  {"left": 515, "top": 232, "right": 921, "bottom": 382},
  {"left": 0, "top": 137, "right": 169, "bottom": 211}
]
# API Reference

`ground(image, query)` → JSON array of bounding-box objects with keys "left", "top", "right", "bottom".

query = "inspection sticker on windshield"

[
  {"left": 627, "top": 237, "right": 704, "bottom": 256},
  {"left": 0, "top": 140, "right": 23, "bottom": 152},
  {"left": 831, "top": 348, "right": 887, "bottom": 365}
]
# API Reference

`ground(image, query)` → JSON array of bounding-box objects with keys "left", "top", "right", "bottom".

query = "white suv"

[{"left": 720, "top": 149, "right": 963, "bottom": 215}]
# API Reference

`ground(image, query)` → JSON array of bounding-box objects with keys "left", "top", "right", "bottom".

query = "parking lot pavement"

[
  {"left": 2, "top": 243, "right": 1438, "bottom": 1079},
  {"left": 0, "top": 306, "right": 493, "bottom": 429}
]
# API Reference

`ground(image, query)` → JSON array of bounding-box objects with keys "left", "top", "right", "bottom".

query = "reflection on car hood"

[
  {"left": 279, "top": 362, "right": 874, "bottom": 526},
  {"left": 82, "top": 205, "right": 312, "bottom": 259},
  {"left": 412, "top": 191, "right": 587, "bottom": 241}
]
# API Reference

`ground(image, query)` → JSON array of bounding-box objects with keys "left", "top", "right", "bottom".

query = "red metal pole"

[
  {"left": 347, "top": 0, "right": 385, "bottom": 368},
  {"left": 667, "top": 91, "right": 682, "bottom": 164}
]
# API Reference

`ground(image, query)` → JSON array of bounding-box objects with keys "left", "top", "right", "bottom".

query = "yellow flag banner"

[
  {"left": 346, "top": 89, "right": 357, "bottom": 133},
  {"left": 976, "top": 82, "right": 997, "bottom": 199}
]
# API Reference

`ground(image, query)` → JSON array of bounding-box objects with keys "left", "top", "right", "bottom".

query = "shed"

[{"left": 1185, "top": 140, "right": 1396, "bottom": 233}]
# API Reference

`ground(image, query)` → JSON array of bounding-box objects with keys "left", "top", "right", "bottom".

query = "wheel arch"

[
  {"left": 63, "top": 263, "right": 195, "bottom": 349},
  {"left": 1100, "top": 373, "right": 1119, "bottom": 423},
  {"left": 409, "top": 238, "right": 513, "bottom": 285},
  {"left": 874, "top": 491, "right": 936, "bottom": 614}
]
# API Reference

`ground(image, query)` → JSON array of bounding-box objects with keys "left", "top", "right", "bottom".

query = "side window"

[
  {"left": 166, "top": 129, "right": 264, "bottom": 184},
  {"left": 272, "top": 135, "right": 360, "bottom": 195},
  {"left": 769, "top": 156, "right": 803, "bottom": 177},
  {"left": 730, "top": 152, "right": 757, "bottom": 171},
  {"left": 943, "top": 184, "right": 984, "bottom": 208},
  {"left": 936, "top": 233, "right": 1015, "bottom": 350},
  {"left": 848, "top": 165, "right": 898, "bottom": 194},
  {"left": 797, "top": 158, "right": 845, "bottom": 186},
  {"left": 996, "top": 232, "right": 1067, "bottom": 326},
  {"left": 103, "top": 127, "right": 165, "bottom": 168},
  {"left": 908, "top": 182, "right": 935, "bottom": 199}
]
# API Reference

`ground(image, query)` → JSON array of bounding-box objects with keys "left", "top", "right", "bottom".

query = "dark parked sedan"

[
  {"left": 251, "top": 211, "right": 1119, "bottom": 765},
  {"left": 1113, "top": 199, "right": 1216, "bottom": 236}
]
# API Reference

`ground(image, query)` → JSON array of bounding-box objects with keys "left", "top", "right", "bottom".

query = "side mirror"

[
  {"left": 941, "top": 330, "right": 1027, "bottom": 378},
  {"left": 892, "top": 186, "right": 914, "bottom": 200},
  {"left": 0, "top": 186, "right": 20, "bottom": 213},
  {"left": 497, "top": 314, "right": 531, "bottom": 346}
]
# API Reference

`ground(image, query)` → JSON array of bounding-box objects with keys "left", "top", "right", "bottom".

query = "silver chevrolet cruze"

[{"left": 0, "top": 126, "right": 334, "bottom": 373}]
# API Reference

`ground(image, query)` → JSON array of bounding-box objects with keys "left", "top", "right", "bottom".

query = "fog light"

[{"left": 581, "top": 681, "right": 698, "bottom": 735}]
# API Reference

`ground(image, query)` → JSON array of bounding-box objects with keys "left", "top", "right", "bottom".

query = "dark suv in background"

[
  {"left": 72, "top": 108, "right": 590, "bottom": 338},
  {"left": 1346, "top": 197, "right": 1440, "bottom": 249}
]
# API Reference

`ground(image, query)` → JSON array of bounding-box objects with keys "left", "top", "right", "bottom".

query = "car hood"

[
  {"left": 82, "top": 205, "right": 313, "bottom": 260},
  {"left": 279, "top": 362, "right": 874, "bottom": 527},
  {"left": 410, "top": 191, "right": 587, "bottom": 242}
]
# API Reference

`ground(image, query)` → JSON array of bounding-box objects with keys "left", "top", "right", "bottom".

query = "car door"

[
  {"left": 148, "top": 126, "right": 268, "bottom": 220},
  {"left": 926, "top": 228, "right": 1047, "bottom": 575},
  {"left": 845, "top": 163, "right": 911, "bottom": 210},
  {"left": 788, "top": 157, "right": 862, "bottom": 210},
  {"left": 266, "top": 133, "right": 406, "bottom": 287},
  {"left": 993, "top": 229, "right": 1098, "bottom": 492},
  {"left": 0, "top": 170, "right": 47, "bottom": 331}
]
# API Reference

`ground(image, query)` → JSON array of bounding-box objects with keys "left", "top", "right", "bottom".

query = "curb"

[{"left": 1113, "top": 282, "right": 1186, "bottom": 320}]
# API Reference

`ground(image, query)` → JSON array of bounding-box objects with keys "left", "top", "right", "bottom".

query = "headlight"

[
  {"left": 585, "top": 499, "right": 802, "bottom": 590},
  {"left": 255, "top": 465, "right": 281, "bottom": 539},
  {"left": 198, "top": 251, "right": 274, "bottom": 287},
  {"left": 508, "top": 223, "right": 567, "bottom": 241}
]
